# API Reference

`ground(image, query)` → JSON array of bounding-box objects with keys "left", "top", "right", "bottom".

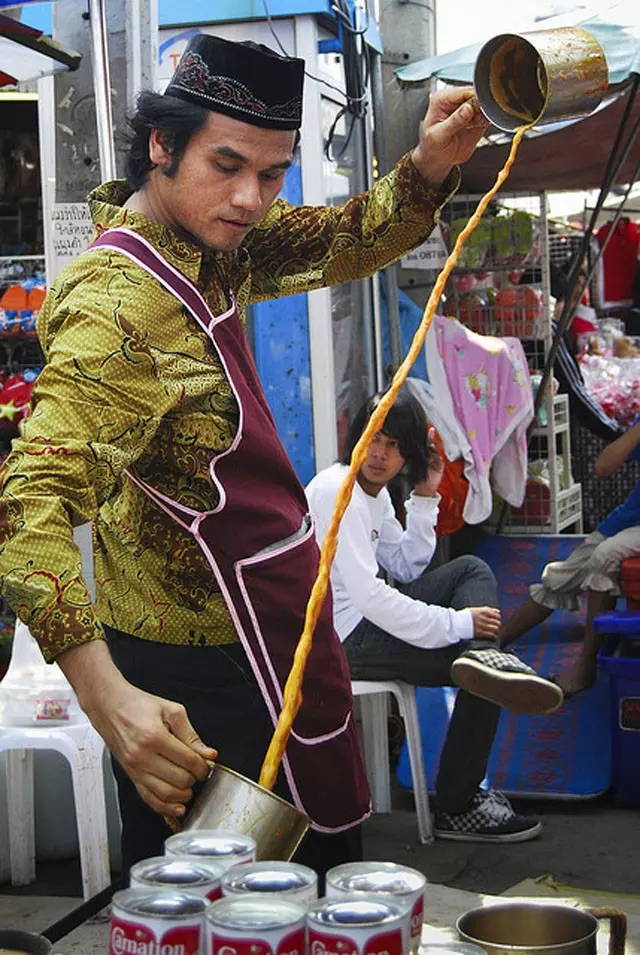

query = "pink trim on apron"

[{"left": 89, "top": 228, "right": 370, "bottom": 832}]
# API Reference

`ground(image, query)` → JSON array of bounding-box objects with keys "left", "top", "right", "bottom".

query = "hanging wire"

[
  {"left": 260, "top": 0, "right": 370, "bottom": 162},
  {"left": 261, "top": 0, "right": 349, "bottom": 103},
  {"left": 323, "top": 0, "right": 371, "bottom": 161}
]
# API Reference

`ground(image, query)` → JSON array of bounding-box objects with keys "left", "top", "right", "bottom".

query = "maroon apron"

[{"left": 90, "top": 228, "right": 370, "bottom": 832}]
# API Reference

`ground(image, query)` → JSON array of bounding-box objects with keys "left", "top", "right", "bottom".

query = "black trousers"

[
  {"left": 343, "top": 555, "right": 501, "bottom": 815},
  {"left": 105, "top": 627, "right": 362, "bottom": 885}
]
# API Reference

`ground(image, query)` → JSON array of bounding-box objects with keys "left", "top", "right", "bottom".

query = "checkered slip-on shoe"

[
  {"left": 435, "top": 789, "right": 542, "bottom": 843},
  {"left": 451, "top": 647, "right": 564, "bottom": 715}
]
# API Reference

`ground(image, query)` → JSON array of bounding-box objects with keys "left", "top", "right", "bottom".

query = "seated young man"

[
  {"left": 305, "top": 390, "right": 563, "bottom": 843},
  {"left": 500, "top": 415, "right": 640, "bottom": 696}
]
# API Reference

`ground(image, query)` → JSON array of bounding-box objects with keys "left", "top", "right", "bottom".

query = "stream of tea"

[{"left": 258, "top": 124, "right": 530, "bottom": 793}]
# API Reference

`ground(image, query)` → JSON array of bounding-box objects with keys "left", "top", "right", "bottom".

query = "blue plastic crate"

[{"left": 598, "top": 612, "right": 640, "bottom": 805}]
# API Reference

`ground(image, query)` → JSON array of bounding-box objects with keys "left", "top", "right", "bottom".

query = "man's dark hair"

[
  {"left": 125, "top": 90, "right": 301, "bottom": 192},
  {"left": 125, "top": 91, "right": 210, "bottom": 191},
  {"left": 340, "top": 389, "right": 434, "bottom": 485}
]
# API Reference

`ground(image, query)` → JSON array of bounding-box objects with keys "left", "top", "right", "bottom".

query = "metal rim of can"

[
  {"left": 326, "top": 861, "right": 426, "bottom": 899},
  {"left": 222, "top": 861, "right": 318, "bottom": 895},
  {"left": 206, "top": 894, "right": 307, "bottom": 930},
  {"left": 130, "top": 855, "right": 224, "bottom": 888},
  {"left": 164, "top": 830, "right": 256, "bottom": 858},
  {"left": 112, "top": 888, "right": 206, "bottom": 919},
  {"left": 307, "top": 894, "right": 407, "bottom": 928}
]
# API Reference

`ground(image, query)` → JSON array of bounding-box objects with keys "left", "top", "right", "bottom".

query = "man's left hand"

[{"left": 412, "top": 86, "right": 488, "bottom": 187}]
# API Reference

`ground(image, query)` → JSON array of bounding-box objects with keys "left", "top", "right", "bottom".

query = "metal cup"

[
  {"left": 474, "top": 27, "right": 608, "bottom": 131},
  {"left": 457, "top": 901, "right": 627, "bottom": 955},
  {"left": 0, "top": 929, "right": 52, "bottom": 954},
  {"left": 183, "top": 764, "right": 310, "bottom": 861}
]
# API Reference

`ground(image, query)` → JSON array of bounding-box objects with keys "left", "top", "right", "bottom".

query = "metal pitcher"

[
  {"left": 474, "top": 27, "right": 608, "bottom": 131},
  {"left": 457, "top": 901, "right": 627, "bottom": 955},
  {"left": 0, "top": 929, "right": 52, "bottom": 954},
  {"left": 183, "top": 764, "right": 310, "bottom": 861}
]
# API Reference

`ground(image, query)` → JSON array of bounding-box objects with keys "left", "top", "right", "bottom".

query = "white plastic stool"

[
  {"left": 0, "top": 620, "right": 111, "bottom": 899},
  {"left": 352, "top": 680, "right": 432, "bottom": 844}
]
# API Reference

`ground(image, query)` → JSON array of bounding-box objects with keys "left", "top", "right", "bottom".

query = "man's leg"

[
  {"left": 106, "top": 628, "right": 362, "bottom": 880},
  {"left": 343, "top": 619, "right": 497, "bottom": 813},
  {"left": 402, "top": 556, "right": 563, "bottom": 714},
  {"left": 401, "top": 553, "right": 498, "bottom": 612},
  {"left": 343, "top": 619, "right": 540, "bottom": 841},
  {"left": 499, "top": 532, "right": 606, "bottom": 649},
  {"left": 556, "top": 590, "right": 616, "bottom": 695},
  {"left": 498, "top": 599, "right": 553, "bottom": 649},
  {"left": 559, "top": 528, "right": 640, "bottom": 694},
  {"left": 106, "top": 629, "right": 282, "bottom": 877}
]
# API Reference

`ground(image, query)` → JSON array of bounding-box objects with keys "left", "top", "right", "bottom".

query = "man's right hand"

[
  {"left": 59, "top": 640, "right": 217, "bottom": 819},
  {"left": 470, "top": 606, "right": 502, "bottom": 638}
]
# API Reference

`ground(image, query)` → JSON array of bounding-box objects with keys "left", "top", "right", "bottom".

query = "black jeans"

[
  {"left": 342, "top": 555, "right": 500, "bottom": 816},
  {"left": 105, "top": 627, "right": 362, "bottom": 884}
]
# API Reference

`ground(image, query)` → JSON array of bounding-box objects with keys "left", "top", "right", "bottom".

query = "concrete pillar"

[
  {"left": 375, "top": 0, "right": 436, "bottom": 170},
  {"left": 52, "top": 0, "right": 157, "bottom": 202}
]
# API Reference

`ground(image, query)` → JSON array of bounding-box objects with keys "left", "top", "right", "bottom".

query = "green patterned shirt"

[{"left": 0, "top": 155, "right": 457, "bottom": 661}]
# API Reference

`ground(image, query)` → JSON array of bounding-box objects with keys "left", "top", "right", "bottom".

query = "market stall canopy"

[
  {"left": 0, "top": 12, "right": 81, "bottom": 87},
  {"left": 395, "top": 12, "right": 640, "bottom": 194}
]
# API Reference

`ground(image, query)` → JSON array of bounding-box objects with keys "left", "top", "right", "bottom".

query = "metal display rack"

[{"left": 439, "top": 191, "right": 583, "bottom": 535}]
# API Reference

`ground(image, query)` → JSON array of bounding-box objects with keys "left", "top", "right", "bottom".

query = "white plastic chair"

[
  {"left": 0, "top": 526, "right": 111, "bottom": 899},
  {"left": 352, "top": 680, "right": 433, "bottom": 844}
]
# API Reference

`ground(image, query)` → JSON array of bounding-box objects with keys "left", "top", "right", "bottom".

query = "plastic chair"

[
  {"left": 352, "top": 680, "right": 433, "bottom": 844},
  {"left": 0, "top": 619, "right": 111, "bottom": 899}
]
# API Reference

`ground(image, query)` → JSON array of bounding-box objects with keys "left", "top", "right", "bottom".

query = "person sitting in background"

[
  {"left": 499, "top": 414, "right": 640, "bottom": 695},
  {"left": 306, "top": 389, "right": 563, "bottom": 843}
]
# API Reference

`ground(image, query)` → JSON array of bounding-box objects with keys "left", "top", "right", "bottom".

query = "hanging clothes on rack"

[{"left": 424, "top": 315, "right": 534, "bottom": 524}]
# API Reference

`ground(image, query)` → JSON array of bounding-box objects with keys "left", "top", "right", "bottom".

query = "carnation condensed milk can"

[
  {"left": 307, "top": 895, "right": 410, "bottom": 955},
  {"left": 326, "top": 861, "right": 426, "bottom": 954},
  {"left": 110, "top": 888, "right": 206, "bottom": 955},
  {"left": 164, "top": 830, "right": 256, "bottom": 871},
  {"left": 206, "top": 895, "right": 306, "bottom": 955},
  {"left": 130, "top": 855, "right": 226, "bottom": 901},
  {"left": 221, "top": 860, "right": 318, "bottom": 905}
]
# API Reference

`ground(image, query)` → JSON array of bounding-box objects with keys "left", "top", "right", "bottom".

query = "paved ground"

[
  {"left": 365, "top": 785, "right": 640, "bottom": 896},
  {"left": 2, "top": 785, "right": 640, "bottom": 901},
  {"left": 1, "top": 785, "right": 640, "bottom": 952}
]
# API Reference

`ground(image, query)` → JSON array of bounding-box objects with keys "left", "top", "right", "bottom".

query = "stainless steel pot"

[
  {"left": 457, "top": 902, "right": 626, "bottom": 955},
  {"left": 474, "top": 27, "right": 608, "bottom": 131},
  {"left": 183, "top": 764, "right": 310, "bottom": 861},
  {"left": 0, "top": 929, "right": 52, "bottom": 954}
]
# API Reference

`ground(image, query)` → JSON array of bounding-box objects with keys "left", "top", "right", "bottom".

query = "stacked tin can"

[
  {"left": 110, "top": 826, "right": 431, "bottom": 954},
  {"left": 110, "top": 888, "right": 206, "bottom": 955},
  {"left": 164, "top": 830, "right": 256, "bottom": 870},
  {"left": 130, "top": 855, "right": 226, "bottom": 902},
  {"left": 326, "top": 860, "right": 427, "bottom": 954}
]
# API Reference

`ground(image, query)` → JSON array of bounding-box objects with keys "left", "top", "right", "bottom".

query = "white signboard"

[
  {"left": 51, "top": 202, "right": 94, "bottom": 275},
  {"left": 401, "top": 223, "right": 448, "bottom": 271}
]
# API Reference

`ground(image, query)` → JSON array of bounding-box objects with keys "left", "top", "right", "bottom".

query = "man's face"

[
  {"left": 148, "top": 111, "right": 296, "bottom": 251},
  {"left": 357, "top": 431, "right": 406, "bottom": 497}
]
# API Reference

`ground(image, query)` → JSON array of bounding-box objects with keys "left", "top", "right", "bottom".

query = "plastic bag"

[{"left": 0, "top": 620, "right": 80, "bottom": 726}]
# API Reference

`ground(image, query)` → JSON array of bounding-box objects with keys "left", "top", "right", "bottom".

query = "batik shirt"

[{"left": 0, "top": 155, "right": 458, "bottom": 662}]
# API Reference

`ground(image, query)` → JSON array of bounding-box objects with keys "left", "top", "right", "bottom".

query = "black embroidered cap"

[{"left": 165, "top": 34, "right": 304, "bottom": 130}]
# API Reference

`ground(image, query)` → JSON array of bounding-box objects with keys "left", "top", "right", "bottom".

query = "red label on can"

[
  {"left": 308, "top": 929, "right": 403, "bottom": 955},
  {"left": 410, "top": 896, "right": 424, "bottom": 939},
  {"left": 212, "top": 928, "right": 304, "bottom": 955},
  {"left": 207, "top": 885, "right": 223, "bottom": 902},
  {"left": 110, "top": 916, "right": 201, "bottom": 955}
]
